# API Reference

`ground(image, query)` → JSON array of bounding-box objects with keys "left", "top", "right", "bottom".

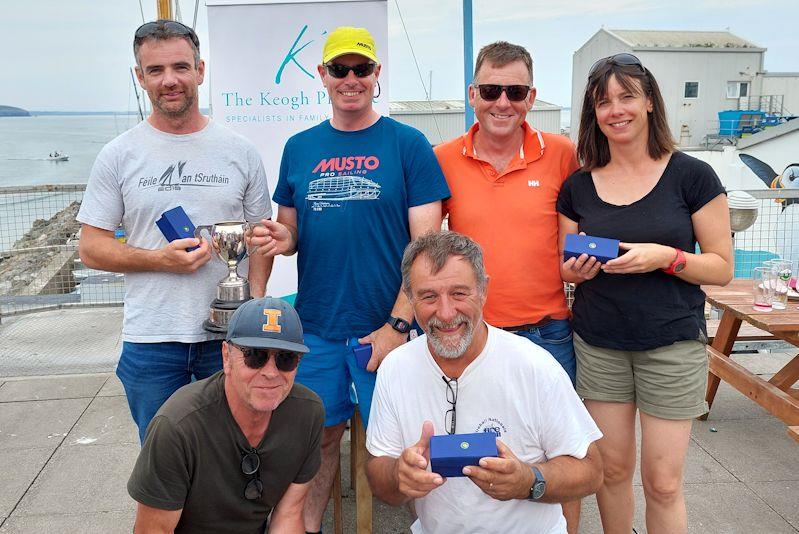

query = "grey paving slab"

[
  {"left": 630, "top": 435, "right": 736, "bottom": 486},
  {"left": 684, "top": 482, "right": 797, "bottom": 533},
  {"left": 732, "top": 350, "right": 797, "bottom": 375},
  {"left": 748, "top": 481, "right": 799, "bottom": 530},
  {"left": 0, "top": 448, "right": 52, "bottom": 521},
  {"left": 0, "top": 375, "right": 107, "bottom": 402},
  {"left": 0, "top": 511, "right": 136, "bottom": 534},
  {"left": 579, "top": 489, "right": 647, "bottom": 533},
  {"left": 0, "top": 308, "right": 122, "bottom": 377},
  {"left": 703, "top": 380, "right": 772, "bottom": 420},
  {"left": 96, "top": 374, "right": 124, "bottom": 397},
  {"left": 581, "top": 482, "right": 797, "bottom": 534},
  {"left": 14, "top": 443, "right": 139, "bottom": 516},
  {"left": 64, "top": 396, "right": 137, "bottom": 446},
  {"left": 692, "top": 417, "right": 799, "bottom": 483},
  {"left": 0, "top": 398, "right": 89, "bottom": 451}
]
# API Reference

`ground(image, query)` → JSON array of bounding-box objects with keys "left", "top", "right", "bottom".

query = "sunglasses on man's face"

[
  {"left": 588, "top": 53, "right": 645, "bottom": 78},
  {"left": 325, "top": 62, "right": 377, "bottom": 79},
  {"left": 474, "top": 84, "right": 531, "bottom": 102},
  {"left": 230, "top": 344, "right": 301, "bottom": 372},
  {"left": 134, "top": 20, "right": 200, "bottom": 49}
]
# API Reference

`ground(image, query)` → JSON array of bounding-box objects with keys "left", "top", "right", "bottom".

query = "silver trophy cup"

[{"left": 195, "top": 221, "right": 256, "bottom": 332}]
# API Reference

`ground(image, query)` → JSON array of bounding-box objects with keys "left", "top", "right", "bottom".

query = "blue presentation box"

[
  {"left": 155, "top": 206, "right": 198, "bottom": 251},
  {"left": 352, "top": 344, "right": 372, "bottom": 370},
  {"left": 563, "top": 234, "right": 619, "bottom": 264},
  {"left": 429, "top": 432, "right": 498, "bottom": 478}
]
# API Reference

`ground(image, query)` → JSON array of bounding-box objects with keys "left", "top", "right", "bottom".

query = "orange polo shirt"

[{"left": 435, "top": 122, "right": 578, "bottom": 327}]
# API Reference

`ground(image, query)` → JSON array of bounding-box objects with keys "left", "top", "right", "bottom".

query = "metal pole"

[
  {"left": 157, "top": 0, "right": 172, "bottom": 19},
  {"left": 463, "top": 0, "right": 474, "bottom": 131}
]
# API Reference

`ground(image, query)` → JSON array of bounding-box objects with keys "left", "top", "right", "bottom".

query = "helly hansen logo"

[
  {"left": 262, "top": 309, "right": 282, "bottom": 333},
  {"left": 528, "top": 180, "right": 540, "bottom": 187}
]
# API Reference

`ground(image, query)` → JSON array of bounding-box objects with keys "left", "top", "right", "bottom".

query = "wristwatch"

[
  {"left": 662, "top": 248, "right": 687, "bottom": 275},
  {"left": 387, "top": 315, "right": 412, "bottom": 334},
  {"left": 527, "top": 466, "right": 546, "bottom": 501}
]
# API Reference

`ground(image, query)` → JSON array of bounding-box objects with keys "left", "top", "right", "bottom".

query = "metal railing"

[
  {"left": 0, "top": 185, "right": 123, "bottom": 319},
  {"left": 1, "top": 186, "right": 797, "bottom": 319}
]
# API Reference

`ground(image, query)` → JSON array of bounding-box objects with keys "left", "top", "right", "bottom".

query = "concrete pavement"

[{"left": 0, "top": 308, "right": 797, "bottom": 533}]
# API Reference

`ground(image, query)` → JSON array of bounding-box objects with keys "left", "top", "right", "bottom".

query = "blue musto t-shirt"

[{"left": 273, "top": 117, "right": 450, "bottom": 339}]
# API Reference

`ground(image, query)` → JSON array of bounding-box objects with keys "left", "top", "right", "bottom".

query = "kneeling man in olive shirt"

[{"left": 127, "top": 297, "right": 324, "bottom": 534}]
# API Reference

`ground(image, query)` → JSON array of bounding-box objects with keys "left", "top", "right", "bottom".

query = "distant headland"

[{"left": 0, "top": 105, "right": 30, "bottom": 117}]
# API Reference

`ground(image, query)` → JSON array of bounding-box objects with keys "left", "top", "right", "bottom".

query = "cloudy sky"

[{"left": 0, "top": 0, "right": 796, "bottom": 111}]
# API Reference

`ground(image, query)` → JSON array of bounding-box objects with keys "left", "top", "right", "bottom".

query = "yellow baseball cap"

[{"left": 322, "top": 26, "right": 378, "bottom": 64}]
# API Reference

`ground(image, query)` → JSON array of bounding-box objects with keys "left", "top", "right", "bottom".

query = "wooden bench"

[
  {"left": 331, "top": 408, "right": 372, "bottom": 534},
  {"left": 706, "top": 319, "right": 792, "bottom": 351}
]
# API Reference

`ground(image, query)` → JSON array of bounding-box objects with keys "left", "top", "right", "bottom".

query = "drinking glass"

[
  {"left": 752, "top": 266, "right": 775, "bottom": 312},
  {"left": 765, "top": 260, "right": 792, "bottom": 310}
]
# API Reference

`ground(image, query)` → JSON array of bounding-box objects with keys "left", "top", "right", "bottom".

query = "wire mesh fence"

[
  {"left": 0, "top": 186, "right": 797, "bottom": 319},
  {"left": 0, "top": 185, "right": 123, "bottom": 319},
  {"left": 729, "top": 189, "right": 799, "bottom": 280}
]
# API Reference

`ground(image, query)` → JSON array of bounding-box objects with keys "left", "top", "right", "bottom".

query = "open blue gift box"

[
  {"left": 430, "top": 432, "right": 498, "bottom": 478},
  {"left": 564, "top": 233, "right": 619, "bottom": 264}
]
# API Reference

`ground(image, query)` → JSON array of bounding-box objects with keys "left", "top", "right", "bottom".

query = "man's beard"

[
  {"left": 151, "top": 91, "right": 194, "bottom": 118},
  {"left": 426, "top": 313, "right": 475, "bottom": 360}
]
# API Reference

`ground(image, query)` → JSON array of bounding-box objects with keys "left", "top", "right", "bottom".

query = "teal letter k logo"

[{"left": 275, "top": 25, "right": 315, "bottom": 84}]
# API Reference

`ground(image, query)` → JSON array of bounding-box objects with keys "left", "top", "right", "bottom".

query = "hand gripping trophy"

[{"left": 194, "top": 221, "right": 258, "bottom": 332}]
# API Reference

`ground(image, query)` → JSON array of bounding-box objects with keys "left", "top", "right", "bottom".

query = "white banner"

[{"left": 207, "top": 0, "right": 389, "bottom": 299}]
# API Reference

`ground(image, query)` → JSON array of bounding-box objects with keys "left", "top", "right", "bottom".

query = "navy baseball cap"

[{"left": 225, "top": 297, "right": 309, "bottom": 353}]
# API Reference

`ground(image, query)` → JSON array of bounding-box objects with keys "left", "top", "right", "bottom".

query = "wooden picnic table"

[{"left": 702, "top": 279, "right": 799, "bottom": 443}]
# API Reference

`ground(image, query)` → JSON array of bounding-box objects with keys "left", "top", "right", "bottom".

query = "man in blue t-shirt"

[{"left": 248, "top": 26, "right": 450, "bottom": 533}]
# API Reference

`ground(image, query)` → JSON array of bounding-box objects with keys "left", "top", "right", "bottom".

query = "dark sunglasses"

[
  {"left": 134, "top": 20, "right": 200, "bottom": 49},
  {"left": 230, "top": 343, "right": 301, "bottom": 372},
  {"left": 588, "top": 53, "right": 645, "bottom": 77},
  {"left": 474, "top": 84, "right": 531, "bottom": 102},
  {"left": 325, "top": 62, "right": 377, "bottom": 79},
  {"left": 241, "top": 448, "right": 263, "bottom": 500}
]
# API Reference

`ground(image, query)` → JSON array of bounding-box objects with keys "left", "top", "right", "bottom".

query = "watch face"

[
  {"left": 532, "top": 481, "right": 546, "bottom": 500},
  {"left": 674, "top": 262, "right": 686, "bottom": 273}
]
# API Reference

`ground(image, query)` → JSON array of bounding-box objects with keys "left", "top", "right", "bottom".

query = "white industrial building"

[
  {"left": 570, "top": 29, "right": 798, "bottom": 147},
  {"left": 390, "top": 99, "right": 563, "bottom": 146}
]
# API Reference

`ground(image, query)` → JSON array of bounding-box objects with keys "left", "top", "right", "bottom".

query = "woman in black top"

[{"left": 556, "top": 54, "right": 733, "bottom": 533}]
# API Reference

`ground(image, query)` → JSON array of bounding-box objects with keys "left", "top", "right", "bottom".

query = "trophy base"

[
  {"left": 203, "top": 298, "right": 250, "bottom": 333},
  {"left": 203, "top": 319, "right": 229, "bottom": 334}
]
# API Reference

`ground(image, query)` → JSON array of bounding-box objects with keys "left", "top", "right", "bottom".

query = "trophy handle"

[
  {"left": 243, "top": 221, "right": 265, "bottom": 257},
  {"left": 194, "top": 225, "right": 212, "bottom": 242}
]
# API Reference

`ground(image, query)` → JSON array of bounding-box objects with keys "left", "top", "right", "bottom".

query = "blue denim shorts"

[
  {"left": 296, "top": 333, "right": 378, "bottom": 428},
  {"left": 116, "top": 340, "right": 223, "bottom": 443},
  {"left": 512, "top": 318, "right": 576, "bottom": 386}
]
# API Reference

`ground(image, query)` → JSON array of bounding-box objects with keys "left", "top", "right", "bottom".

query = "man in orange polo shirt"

[{"left": 434, "top": 41, "right": 582, "bottom": 533}]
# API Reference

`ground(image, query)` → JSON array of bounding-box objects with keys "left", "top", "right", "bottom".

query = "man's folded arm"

[{"left": 132, "top": 502, "right": 182, "bottom": 534}]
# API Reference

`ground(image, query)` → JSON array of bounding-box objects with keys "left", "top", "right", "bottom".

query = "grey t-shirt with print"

[{"left": 77, "top": 120, "right": 271, "bottom": 343}]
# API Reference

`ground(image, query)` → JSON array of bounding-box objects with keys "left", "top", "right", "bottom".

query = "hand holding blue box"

[
  {"left": 155, "top": 206, "right": 199, "bottom": 251},
  {"left": 429, "top": 432, "right": 498, "bottom": 478},
  {"left": 352, "top": 344, "right": 372, "bottom": 370},
  {"left": 563, "top": 233, "right": 619, "bottom": 264}
]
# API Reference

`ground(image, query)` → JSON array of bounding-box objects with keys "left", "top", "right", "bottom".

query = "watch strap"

[
  {"left": 662, "top": 248, "right": 686, "bottom": 275},
  {"left": 387, "top": 315, "right": 411, "bottom": 334}
]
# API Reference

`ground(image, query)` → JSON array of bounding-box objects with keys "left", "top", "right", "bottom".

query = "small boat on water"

[{"left": 47, "top": 151, "right": 69, "bottom": 162}]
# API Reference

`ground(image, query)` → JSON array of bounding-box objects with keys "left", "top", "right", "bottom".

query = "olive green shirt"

[{"left": 128, "top": 371, "right": 324, "bottom": 534}]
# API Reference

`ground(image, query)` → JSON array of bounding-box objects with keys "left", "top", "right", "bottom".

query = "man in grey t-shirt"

[{"left": 77, "top": 20, "right": 271, "bottom": 443}]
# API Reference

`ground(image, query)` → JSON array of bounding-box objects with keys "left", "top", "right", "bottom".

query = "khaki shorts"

[{"left": 574, "top": 333, "right": 709, "bottom": 420}]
